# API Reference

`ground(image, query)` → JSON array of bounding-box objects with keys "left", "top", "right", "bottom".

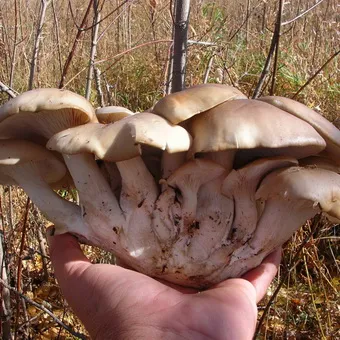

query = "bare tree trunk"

[
  {"left": 28, "top": 0, "right": 50, "bottom": 90},
  {"left": 171, "top": 0, "right": 191, "bottom": 93},
  {"left": 85, "top": 0, "right": 101, "bottom": 100}
]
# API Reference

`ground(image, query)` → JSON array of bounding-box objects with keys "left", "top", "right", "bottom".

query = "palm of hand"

[{"left": 48, "top": 233, "right": 280, "bottom": 340}]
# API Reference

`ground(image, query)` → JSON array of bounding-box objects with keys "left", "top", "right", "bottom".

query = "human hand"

[{"left": 47, "top": 231, "right": 281, "bottom": 340}]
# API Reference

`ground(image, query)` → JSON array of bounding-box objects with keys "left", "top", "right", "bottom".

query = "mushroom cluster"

[{"left": 0, "top": 85, "right": 339, "bottom": 288}]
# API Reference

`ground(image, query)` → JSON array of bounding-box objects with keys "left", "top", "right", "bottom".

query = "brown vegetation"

[{"left": 0, "top": 0, "right": 339, "bottom": 339}]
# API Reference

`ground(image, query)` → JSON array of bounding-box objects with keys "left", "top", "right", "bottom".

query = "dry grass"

[{"left": 0, "top": 0, "right": 339, "bottom": 339}]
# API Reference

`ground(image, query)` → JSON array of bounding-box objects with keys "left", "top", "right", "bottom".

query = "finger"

[
  {"left": 46, "top": 228, "right": 91, "bottom": 288},
  {"left": 242, "top": 247, "right": 282, "bottom": 303}
]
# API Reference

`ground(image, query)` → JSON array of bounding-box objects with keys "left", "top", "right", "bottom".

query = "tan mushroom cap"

[
  {"left": 0, "top": 139, "right": 66, "bottom": 184},
  {"left": 187, "top": 99, "right": 326, "bottom": 159},
  {"left": 256, "top": 166, "right": 340, "bottom": 220},
  {"left": 257, "top": 96, "right": 340, "bottom": 161},
  {"left": 47, "top": 112, "right": 192, "bottom": 162},
  {"left": 0, "top": 88, "right": 97, "bottom": 144},
  {"left": 152, "top": 84, "right": 247, "bottom": 124},
  {"left": 95, "top": 106, "right": 134, "bottom": 124}
]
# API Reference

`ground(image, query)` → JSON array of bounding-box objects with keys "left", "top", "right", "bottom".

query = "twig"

[
  {"left": 187, "top": 40, "right": 216, "bottom": 46},
  {"left": 51, "top": 0, "right": 63, "bottom": 77},
  {"left": 83, "top": 0, "right": 132, "bottom": 32},
  {"left": 9, "top": 0, "right": 19, "bottom": 89},
  {"left": 94, "top": 67, "right": 105, "bottom": 107},
  {"left": 223, "top": 65, "right": 236, "bottom": 87},
  {"left": 14, "top": 197, "right": 30, "bottom": 340},
  {"left": 282, "top": 0, "right": 325, "bottom": 26},
  {"left": 8, "top": 187, "right": 14, "bottom": 232},
  {"left": 37, "top": 224, "right": 49, "bottom": 281},
  {"left": 0, "top": 81, "right": 18, "bottom": 98},
  {"left": 28, "top": 0, "right": 50, "bottom": 90},
  {"left": 59, "top": 0, "right": 94, "bottom": 89},
  {"left": 97, "top": 0, "right": 136, "bottom": 43},
  {"left": 0, "top": 277, "right": 87, "bottom": 339},
  {"left": 269, "top": 0, "right": 283, "bottom": 95},
  {"left": 163, "top": 45, "right": 173, "bottom": 95},
  {"left": 68, "top": 0, "right": 81, "bottom": 30},
  {"left": 253, "top": 214, "right": 322, "bottom": 339},
  {"left": 17, "top": 311, "right": 44, "bottom": 332},
  {"left": 252, "top": 1, "right": 282, "bottom": 98},
  {"left": 228, "top": 3, "right": 262, "bottom": 42},
  {"left": 85, "top": 0, "right": 101, "bottom": 100},
  {"left": 0, "top": 227, "right": 13, "bottom": 340},
  {"left": 292, "top": 50, "right": 339, "bottom": 99},
  {"left": 62, "top": 39, "right": 173, "bottom": 88},
  {"left": 95, "top": 39, "right": 173, "bottom": 67},
  {"left": 203, "top": 54, "right": 215, "bottom": 83}
]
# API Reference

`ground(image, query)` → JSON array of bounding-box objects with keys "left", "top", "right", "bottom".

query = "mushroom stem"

[
  {"left": 13, "top": 167, "right": 85, "bottom": 236},
  {"left": 161, "top": 151, "right": 187, "bottom": 179},
  {"left": 104, "top": 161, "right": 122, "bottom": 193},
  {"left": 187, "top": 174, "right": 233, "bottom": 261},
  {"left": 203, "top": 150, "right": 235, "bottom": 173},
  {"left": 62, "top": 153, "right": 125, "bottom": 225},
  {"left": 115, "top": 156, "right": 161, "bottom": 264},
  {"left": 249, "top": 199, "right": 316, "bottom": 254},
  {"left": 222, "top": 157, "right": 298, "bottom": 244},
  {"left": 167, "top": 159, "right": 226, "bottom": 226},
  {"left": 116, "top": 156, "right": 158, "bottom": 212}
]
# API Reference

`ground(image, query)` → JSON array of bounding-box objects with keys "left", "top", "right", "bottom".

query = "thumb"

[
  {"left": 242, "top": 247, "right": 282, "bottom": 303},
  {"left": 46, "top": 227, "right": 91, "bottom": 288}
]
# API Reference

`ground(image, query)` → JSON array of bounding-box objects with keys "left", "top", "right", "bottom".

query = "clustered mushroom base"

[{"left": 0, "top": 85, "right": 339, "bottom": 288}]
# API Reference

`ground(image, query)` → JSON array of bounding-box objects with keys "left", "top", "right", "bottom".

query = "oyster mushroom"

[
  {"left": 152, "top": 83, "right": 247, "bottom": 124},
  {"left": 257, "top": 96, "right": 340, "bottom": 161},
  {"left": 0, "top": 88, "right": 126, "bottom": 231},
  {"left": 186, "top": 99, "right": 327, "bottom": 169},
  {"left": 47, "top": 112, "right": 192, "bottom": 267},
  {"left": 95, "top": 106, "right": 133, "bottom": 194},
  {"left": 153, "top": 84, "right": 247, "bottom": 176},
  {"left": 221, "top": 157, "right": 298, "bottom": 245},
  {"left": 47, "top": 112, "right": 192, "bottom": 204},
  {"left": 0, "top": 88, "right": 95, "bottom": 143},
  {"left": 2, "top": 87, "right": 338, "bottom": 289},
  {"left": 95, "top": 106, "right": 134, "bottom": 123},
  {"left": 0, "top": 139, "right": 84, "bottom": 235},
  {"left": 205, "top": 164, "right": 340, "bottom": 283},
  {"left": 161, "top": 159, "right": 226, "bottom": 226},
  {"left": 231, "top": 166, "right": 340, "bottom": 273}
]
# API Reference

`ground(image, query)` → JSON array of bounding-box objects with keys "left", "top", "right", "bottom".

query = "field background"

[{"left": 0, "top": 0, "right": 339, "bottom": 339}]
